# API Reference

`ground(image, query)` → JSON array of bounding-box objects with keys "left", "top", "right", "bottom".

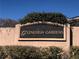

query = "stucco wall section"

[
  {"left": 0, "top": 24, "right": 70, "bottom": 51},
  {"left": 0, "top": 28, "right": 17, "bottom": 46},
  {"left": 72, "top": 27, "right": 79, "bottom": 46},
  {"left": 16, "top": 25, "right": 70, "bottom": 51}
]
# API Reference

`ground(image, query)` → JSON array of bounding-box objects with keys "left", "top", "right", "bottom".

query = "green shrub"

[
  {"left": 48, "top": 46, "right": 63, "bottom": 59},
  {"left": 0, "top": 46, "right": 63, "bottom": 59},
  {"left": 0, "top": 46, "right": 8, "bottom": 59},
  {"left": 70, "top": 46, "right": 79, "bottom": 59},
  {"left": 0, "top": 46, "right": 42, "bottom": 59},
  {"left": 4, "top": 46, "right": 42, "bottom": 59}
]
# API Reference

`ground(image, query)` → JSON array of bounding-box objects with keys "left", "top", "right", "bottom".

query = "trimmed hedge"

[
  {"left": 0, "top": 46, "right": 63, "bottom": 59},
  {"left": 70, "top": 46, "right": 79, "bottom": 59}
]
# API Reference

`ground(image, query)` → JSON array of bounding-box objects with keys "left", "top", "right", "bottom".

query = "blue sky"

[{"left": 0, "top": 0, "right": 79, "bottom": 20}]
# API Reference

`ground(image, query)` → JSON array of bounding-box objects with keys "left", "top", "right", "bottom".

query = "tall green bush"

[{"left": 19, "top": 12, "right": 67, "bottom": 24}]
